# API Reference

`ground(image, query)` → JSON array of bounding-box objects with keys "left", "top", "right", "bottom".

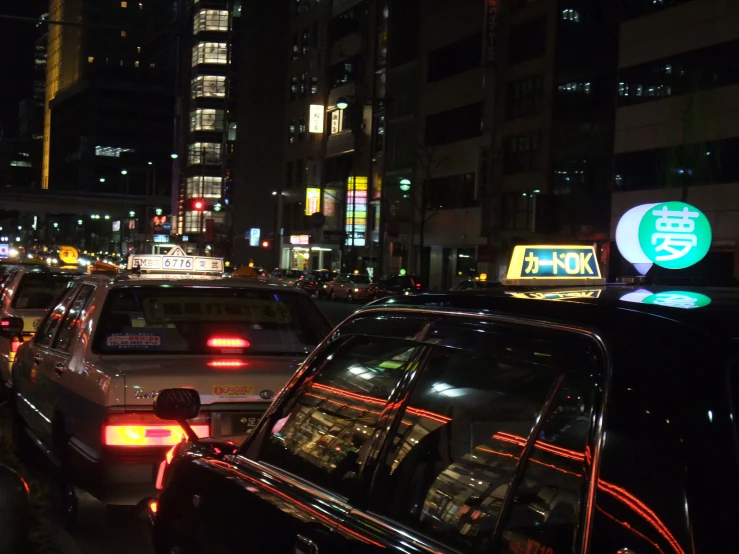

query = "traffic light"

[
  {"left": 189, "top": 198, "right": 205, "bottom": 211},
  {"left": 261, "top": 240, "right": 270, "bottom": 249}
]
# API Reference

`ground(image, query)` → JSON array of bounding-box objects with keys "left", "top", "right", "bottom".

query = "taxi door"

[{"left": 36, "top": 284, "right": 96, "bottom": 442}]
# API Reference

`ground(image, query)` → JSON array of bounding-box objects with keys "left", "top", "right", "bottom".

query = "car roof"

[
  {"left": 361, "top": 285, "right": 739, "bottom": 343},
  {"left": 81, "top": 273, "right": 302, "bottom": 291}
]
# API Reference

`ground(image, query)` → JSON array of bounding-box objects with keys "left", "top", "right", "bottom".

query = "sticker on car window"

[
  {"left": 213, "top": 385, "right": 253, "bottom": 397},
  {"left": 141, "top": 298, "right": 293, "bottom": 324},
  {"left": 106, "top": 333, "right": 163, "bottom": 349}
]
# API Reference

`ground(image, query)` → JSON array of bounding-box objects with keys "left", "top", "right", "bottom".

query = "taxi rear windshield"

[
  {"left": 12, "top": 273, "right": 76, "bottom": 309},
  {"left": 92, "top": 286, "right": 329, "bottom": 356}
]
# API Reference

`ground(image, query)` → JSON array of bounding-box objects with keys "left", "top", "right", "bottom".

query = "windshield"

[
  {"left": 351, "top": 275, "right": 371, "bottom": 284},
  {"left": 12, "top": 273, "right": 77, "bottom": 309},
  {"left": 92, "top": 286, "right": 330, "bottom": 355}
]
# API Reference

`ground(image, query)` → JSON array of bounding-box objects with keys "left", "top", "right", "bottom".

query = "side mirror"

[
  {"left": 154, "top": 388, "right": 201, "bottom": 441},
  {"left": 0, "top": 317, "right": 24, "bottom": 334}
]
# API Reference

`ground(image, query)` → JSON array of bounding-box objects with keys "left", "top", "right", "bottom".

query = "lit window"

[
  {"left": 139, "top": 2, "right": 143, "bottom": 8},
  {"left": 192, "top": 42, "right": 228, "bottom": 66},
  {"left": 562, "top": 8, "right": 580, "bottom": 21},
  {"left": 134, "top": 61, "right": 140, "bottom": 68},
  {"left": 88, "top": 56, "right": 94, "bottom": 63},
  {"left": 121, "top": 30, "right": 127, "bottom": 37},
  {"left": 187, "top": 142, "right": 222, "bottom": 165},
  {"left": 95, "top": 146, "right": 134, "bottom": 158},
  {"left": 228, "top": 122, "right": 237, "bottom": 141},
  {"left": 183, "top": 210, "right": 214, "bottom": 233},
  {"left": 186, "top": 176, "right": 222, "bottom": 199},
  {"left": 137, "top": 46, "right": 141, "bottom": 53},
  {"left": 191, "top": 75, "right": 226, "bottom": 99},
  {"left": 194, "top": 10, "right": 229, "bottom": 33},
  {"left": 120, "top": 60, "right": 124, "bottom": 66},
  {"left": 150, "top": 62, "right": 156, "bottom": 68},
  {"left": 121, "top": 1, "right": 127, "bottom": 6},
  {"left": 190, "top": 109, "right": 225, "bottom": 132},
  {"left": 10, "top": 160, "right": 32, "bottom": 168}
]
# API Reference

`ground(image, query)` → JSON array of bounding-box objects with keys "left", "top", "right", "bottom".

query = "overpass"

[{"left": 0, "top": 187, "right": 171, "bottom": 217}]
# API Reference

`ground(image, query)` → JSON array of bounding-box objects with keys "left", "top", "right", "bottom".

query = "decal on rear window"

[
  {"left": 106, "top": 333, "right": 163, "bottom": 349},
  {"left": 141, "top": 298, "right": 293, "bottom": 324},
  {"left": 213, "top": 385, "right": 254, "bottom": 397}
]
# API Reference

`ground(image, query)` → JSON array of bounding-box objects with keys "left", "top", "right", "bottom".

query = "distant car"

[
  {"left": 329, "top": 273, "right": 375, "bottom": 302},
  {"left": 270, "top": 269, "right": 304, "bottom": 286},
  {"left": 298, "top": 270, "right": 339, "bottom": 298},
  {"left": 451, "top": 278, "right": 501, "bottom": 291},
  {"left": 374, "top": 274, "right": 425, "bottom": 299}
]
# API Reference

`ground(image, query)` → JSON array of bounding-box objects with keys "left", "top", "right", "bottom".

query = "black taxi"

[{"left": 149, "top": 245, "right": 739, "bottom": 554}]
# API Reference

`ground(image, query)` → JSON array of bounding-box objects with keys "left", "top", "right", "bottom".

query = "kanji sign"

[
  {"left": 0, "top": 244, "right": 8, "bottom": 259},
  {"left": 616, "top": 202, "right": 712, "bottom": 273},
  {"left": 59, "top": 245, "right": 79, "bottom": 264},
  {"left": 505, "top": 245, "right": 604, "bottom": 285},
  {"left": 127, "top": 246, "right": 224, "bottom": 273},
  {"left": 309, "top": 104, "right": 324, "bottom": 133}
]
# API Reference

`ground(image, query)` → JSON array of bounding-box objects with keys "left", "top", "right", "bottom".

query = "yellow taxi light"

[{"left": 504, "top": 244, "right": 605, "bottom": 286}]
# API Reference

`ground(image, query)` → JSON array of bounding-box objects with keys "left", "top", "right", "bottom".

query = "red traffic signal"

[
  {"left": 189, "top": 199, "right": 205, "bottom": 211},
  {"left": 261, "top": 240, "right": 270, "bottom": 248}
]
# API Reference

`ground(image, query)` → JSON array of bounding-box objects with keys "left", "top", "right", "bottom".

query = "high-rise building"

[
  {"left": 42, "top": 0, "right": 176, "bottom": 196},
  {"left": 610, "top": 0, "right": 739, "bottom": 279},
  {"left": 173, "top": 0, "right": 240, "bottom": 256}
]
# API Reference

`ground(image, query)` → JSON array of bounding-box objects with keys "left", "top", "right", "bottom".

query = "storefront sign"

[
  {"left": 484, "top": 0, "right": 499, "bottom": 65},
  {"left": 112, "top": 220, "right": 121, "bottom": 232},
  {"left": 290, "top": 235, "right": 310, "bottom": 245},
  {"left": 305, "top": 188, "right": 321, "bottom": 215},
  {"left": 0, "top": 244, "right": 7, "bottom": 259},
  {"left": 59, "top": 246, "right": 79, "bottom": 264},
  {"left": 153, "top": 234, "right": 169, "bottom": 243},
  {"left": 615, "top": 201, "right": 712, "bottom": 274},
  {"left": 249, "top": 228, "right": 260, "bottom": 247},
  {"left": 346, "top": 176, "right": 367, "bottom": 247},
  {"left": 504, "top": 245, "right": 604, "bottom": 286},
  {"left": 309, "top": 105, "right": 324, "bottom": 133}
]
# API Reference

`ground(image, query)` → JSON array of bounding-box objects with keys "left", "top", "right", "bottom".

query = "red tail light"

[
  {"left": 208, "top": 360, "right": 248, "bottom": 368},
  {"left": 104, "top": 412, "right": 210, "bottom": 447},
  {"left": 207, "top": 337, "right": 250, "bottom": 348},
  {"left": 415, "top": 283, "right": 422, "bottom": 289}
]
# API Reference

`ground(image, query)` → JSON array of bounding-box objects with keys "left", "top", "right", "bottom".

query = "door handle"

[
  {"left": 33, "top": 354, "right": 43, "bottom": 365},
  {"left": 295, "top": 535, "right": 318, "bottom": 554},
  {"left": 54, "top": 361, "right": 66, "bottom": 375}
]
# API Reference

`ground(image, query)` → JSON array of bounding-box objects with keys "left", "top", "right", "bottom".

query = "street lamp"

[
  {"left": 155, "top": 208, "right": 163, "bottom": 216},
  {"left": 129, "top": 211, "right": 136, "bottom": 218},
  {"left": 148, "top": 161, "right": 153, "bottom": 165},
  {"left": 399, "top": 178, "right": 411, "bottom": 192},
  {"left": 170, "top": 153, "right": 179, "bottom": 159},
  {"left": 53, "top": 222, "right": 58, "bottom": 228},
  {"left": 121, "top": 169, "right": 128, "bottom": 175},
  {"left": 336, "top": 97, "right": 350, "bottom": 110},
  {"left": 100, "top": 177, "right": 106, "bottom": 183},
  {"left": 271, "top": 191, "right": 277, "bottom": 196},
  {"left": 104, "top": 215, "right": 111, "bottom": 220},
  {"left": 77, "top": 220, "right": 83, "bottom": 225}
]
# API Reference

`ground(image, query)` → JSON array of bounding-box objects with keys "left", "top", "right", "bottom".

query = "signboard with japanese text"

[
  {"left": 59, "top": 246, "right": 79, "bottom": 264},
  {"left": 504, "top": 245, "right": 604, "bottom": 286},
  {"left": 0, "top": 244, "right": 8, "bottom": 259},
  {"left": 127, "top": 246, "right": 224, "bottom": 273},
  {"left": 615, "top": 201, "right": 712, "bottom": 274},
  {"left": 309, "top": 105, "right": 324, "bottom": 133},
  {"left": 305, "top": 187, "right": 321, "bottom": 215},
  {"left": 346, "top": 176, "right": 367, "bottom": 247}
]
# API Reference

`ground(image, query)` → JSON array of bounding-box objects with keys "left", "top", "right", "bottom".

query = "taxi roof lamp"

[
  {"left": 504, "top": 245, "right": 605, "bottom": 287},
  {"left": 153, "top": 388, "right": 202, "bottom": 442},
  {"left": 0, "top": 317, "right": 23, "bottom": 334}
]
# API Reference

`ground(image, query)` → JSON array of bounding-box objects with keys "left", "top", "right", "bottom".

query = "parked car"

[
  {"left": 298, "top": 270, "right": 339, "bottom": 297},
  {"left": 374, "top": 274, "right": 424, "bottom": 299},
  {"left": 270, "top": 269, "right": 304, "bottom": 286},
  {"left": 451, "top": 277, "right": 501, "bottom": 291},
  {"left": 329, "top": 273, "right": 375, "bottom": 302}
]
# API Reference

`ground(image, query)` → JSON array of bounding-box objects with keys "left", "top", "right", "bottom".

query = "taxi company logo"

[
  {"left": 616, "top": 202, "right": 712, "bottom": 273},
  {"left": 259, "top": 390, "right": 275, "bottom": 400},
  {"left": 134, "top": 390, "right": 160, "bottom": 399},
  {"left": 214, "top": 385, "right": 253, "bottom": 396}
]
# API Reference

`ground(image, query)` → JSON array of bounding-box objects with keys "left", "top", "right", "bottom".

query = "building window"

[
  {"left": 426, "top": 173, "right": 476, "bottom": 210},
  {"left": 121, "top": 31, "right": 127, "bottom": 37},
  {"left": 285, "top": 162, "right": 293, "bottom": 188},
  {"left": 290, "top": 76, "right": 298, "bottom": 100},
  {"left": 184, "top": 210, "right": 214, "bottom": 233},
  {"left": 187, "top": 142, "right": 222, "bottom": 165},
  {"left": 194, "top": 10, "right": 229, "bottom": 33},
  {"left": 504, "top": 131, "right": 542, "bottom": 174},
  {"left": 121, "top": 1, "right": 127, "bottom": 6},
  {"left": 330, "top": 6, "right": 360, "bottom": 42},
  {"left": 134, "top": 60, "right": 139, "bottom": 68},
  {"left": 190, "top": 108, "right": 225, "bottom": 131},
  {"left": 299, "top": 117, "right": 306, "bottom": 140},
  {"left": 373, "top": 114, "right": 385, "bottom": 153},
  {"left": 310, "top": 76, "right": 318, "bottom": 95},
  {"left": 186, "top": 176, "right": 222, "bottom": 198},
  {"left": 509, "top": 16, "right": 546, "bottom": 64},
  {"left": 425, "top": 103, "right": 482, "bottom": 146},
  {"left": 192, "top": 42, "right": 228, "bottom": 66},
  {"left": 191, "top": 75, "right": 226, "bottom": 98},
  {"left": 427, "top": 33, "right": 482, "bottom": 83},
  {"left": 502, "top": 192, "right": 534, "bottom": 230},
  {"left": 329, "top": 109, "right": 351, "bottom": 135},
  {"left": 288, "top": 120, "right": 296, "bottom": 144},
  {"left": 10, "top": 160, "right": 32, "bottom": 168},
  {"left": 561, "top": 8, "right": 580, "bottom": 21},
  {"left": 300, "top": 73, "right": 307, "bottom": 97},
  {"left": 87, "top": 56, "right": 94, "bottom": 63},
  {"left": 330, "top": 58, "right": 356, "bottom": 88},
  {"left": 95, "top": 146, "right": 133, "bottom": 157},
  {"left": 557, "top": 81, "right": 591, "bottom": 94},
  {"left": 507, "top": 76, "right": 543, "bottom": 119},
  {"left": 292, "top": 35, "right": 299, "bottom": 60},
  {"left": 228, "top": 122, "right": 237, "bottom": 141},
  {"left": 302, "top": 29, "right": 310, "bottom": 55}
]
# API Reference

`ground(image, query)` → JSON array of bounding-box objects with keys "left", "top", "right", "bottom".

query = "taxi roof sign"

[
  {"left": 127, "top": 246, "right": 224, "bottom": 274},
  {"left": 504, "top": 245, "right": 605, "bottom": 286}
]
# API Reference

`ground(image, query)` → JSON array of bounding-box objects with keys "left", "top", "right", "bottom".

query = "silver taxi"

[
  {"left": 0, "top": 265, "right": 81, "bottom": 395},
  {"left": 9, "top": 266, "right": 332, "bottom": 508}
]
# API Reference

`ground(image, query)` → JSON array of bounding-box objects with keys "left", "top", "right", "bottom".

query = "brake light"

[
  {"left": 207, "top": 337, "right": 250, "bottom": 348},
  {"left": 415, "top": 283, "right": 422, "bottom": 289},
  {"left": 104, "top": 412, "right": 210, "bottom": 447},
  {"left": 208, "top": 360, "right": 248, "bottom": 368},
  {"left": 149, "top": 500, "right": 158, "bottom": 514}
]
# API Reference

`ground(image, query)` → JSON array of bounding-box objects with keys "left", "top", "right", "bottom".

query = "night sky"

[{"left": 0, "top": 0, "right": 48, "bottom": 138}]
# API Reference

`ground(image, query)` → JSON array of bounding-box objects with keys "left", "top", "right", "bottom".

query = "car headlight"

[{"left": 354, "top": 288, "right": 360, "bottom": 292}]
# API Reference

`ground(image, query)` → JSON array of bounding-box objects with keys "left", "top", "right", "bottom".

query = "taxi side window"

[
  {"left": 368, "top": 328, "right": 602, "bottom": 554},
  {"left": 53, "top": 285, "right": 95, "bottom": 352},
  {"left": 253, "top": 335, "right": 420, "bottom": 499},
  {"left": 34, "top": 286, "right": 80, "bottom": 348}
]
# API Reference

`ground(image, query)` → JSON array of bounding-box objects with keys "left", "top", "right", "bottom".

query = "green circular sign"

[
  {"left": 637, "top": 201, "right": 712, "bottom": 269},
  {"left": 641, "top": 291, "right": 712, "bottom": 310}
]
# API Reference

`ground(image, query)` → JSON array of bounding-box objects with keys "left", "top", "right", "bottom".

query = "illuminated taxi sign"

[
  {"left": 505, "top": 245, "right": 604, "bottom": 286},
  {"left": 507, "top": 289, "right": 602, "bottom": 301},
  {"left": 127, "top": 246, "right": 224, "bottom": 273},
  {"left": 620, "top": 289, "right": 711, "bottom": 310}
]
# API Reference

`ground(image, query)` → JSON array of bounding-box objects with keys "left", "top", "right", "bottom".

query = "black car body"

[
  {"left": 152, "top": 286, "right": 739, "bottom": 554},
  {"left": 374, "top": 274, "right": 424, "bottom": 298}
]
